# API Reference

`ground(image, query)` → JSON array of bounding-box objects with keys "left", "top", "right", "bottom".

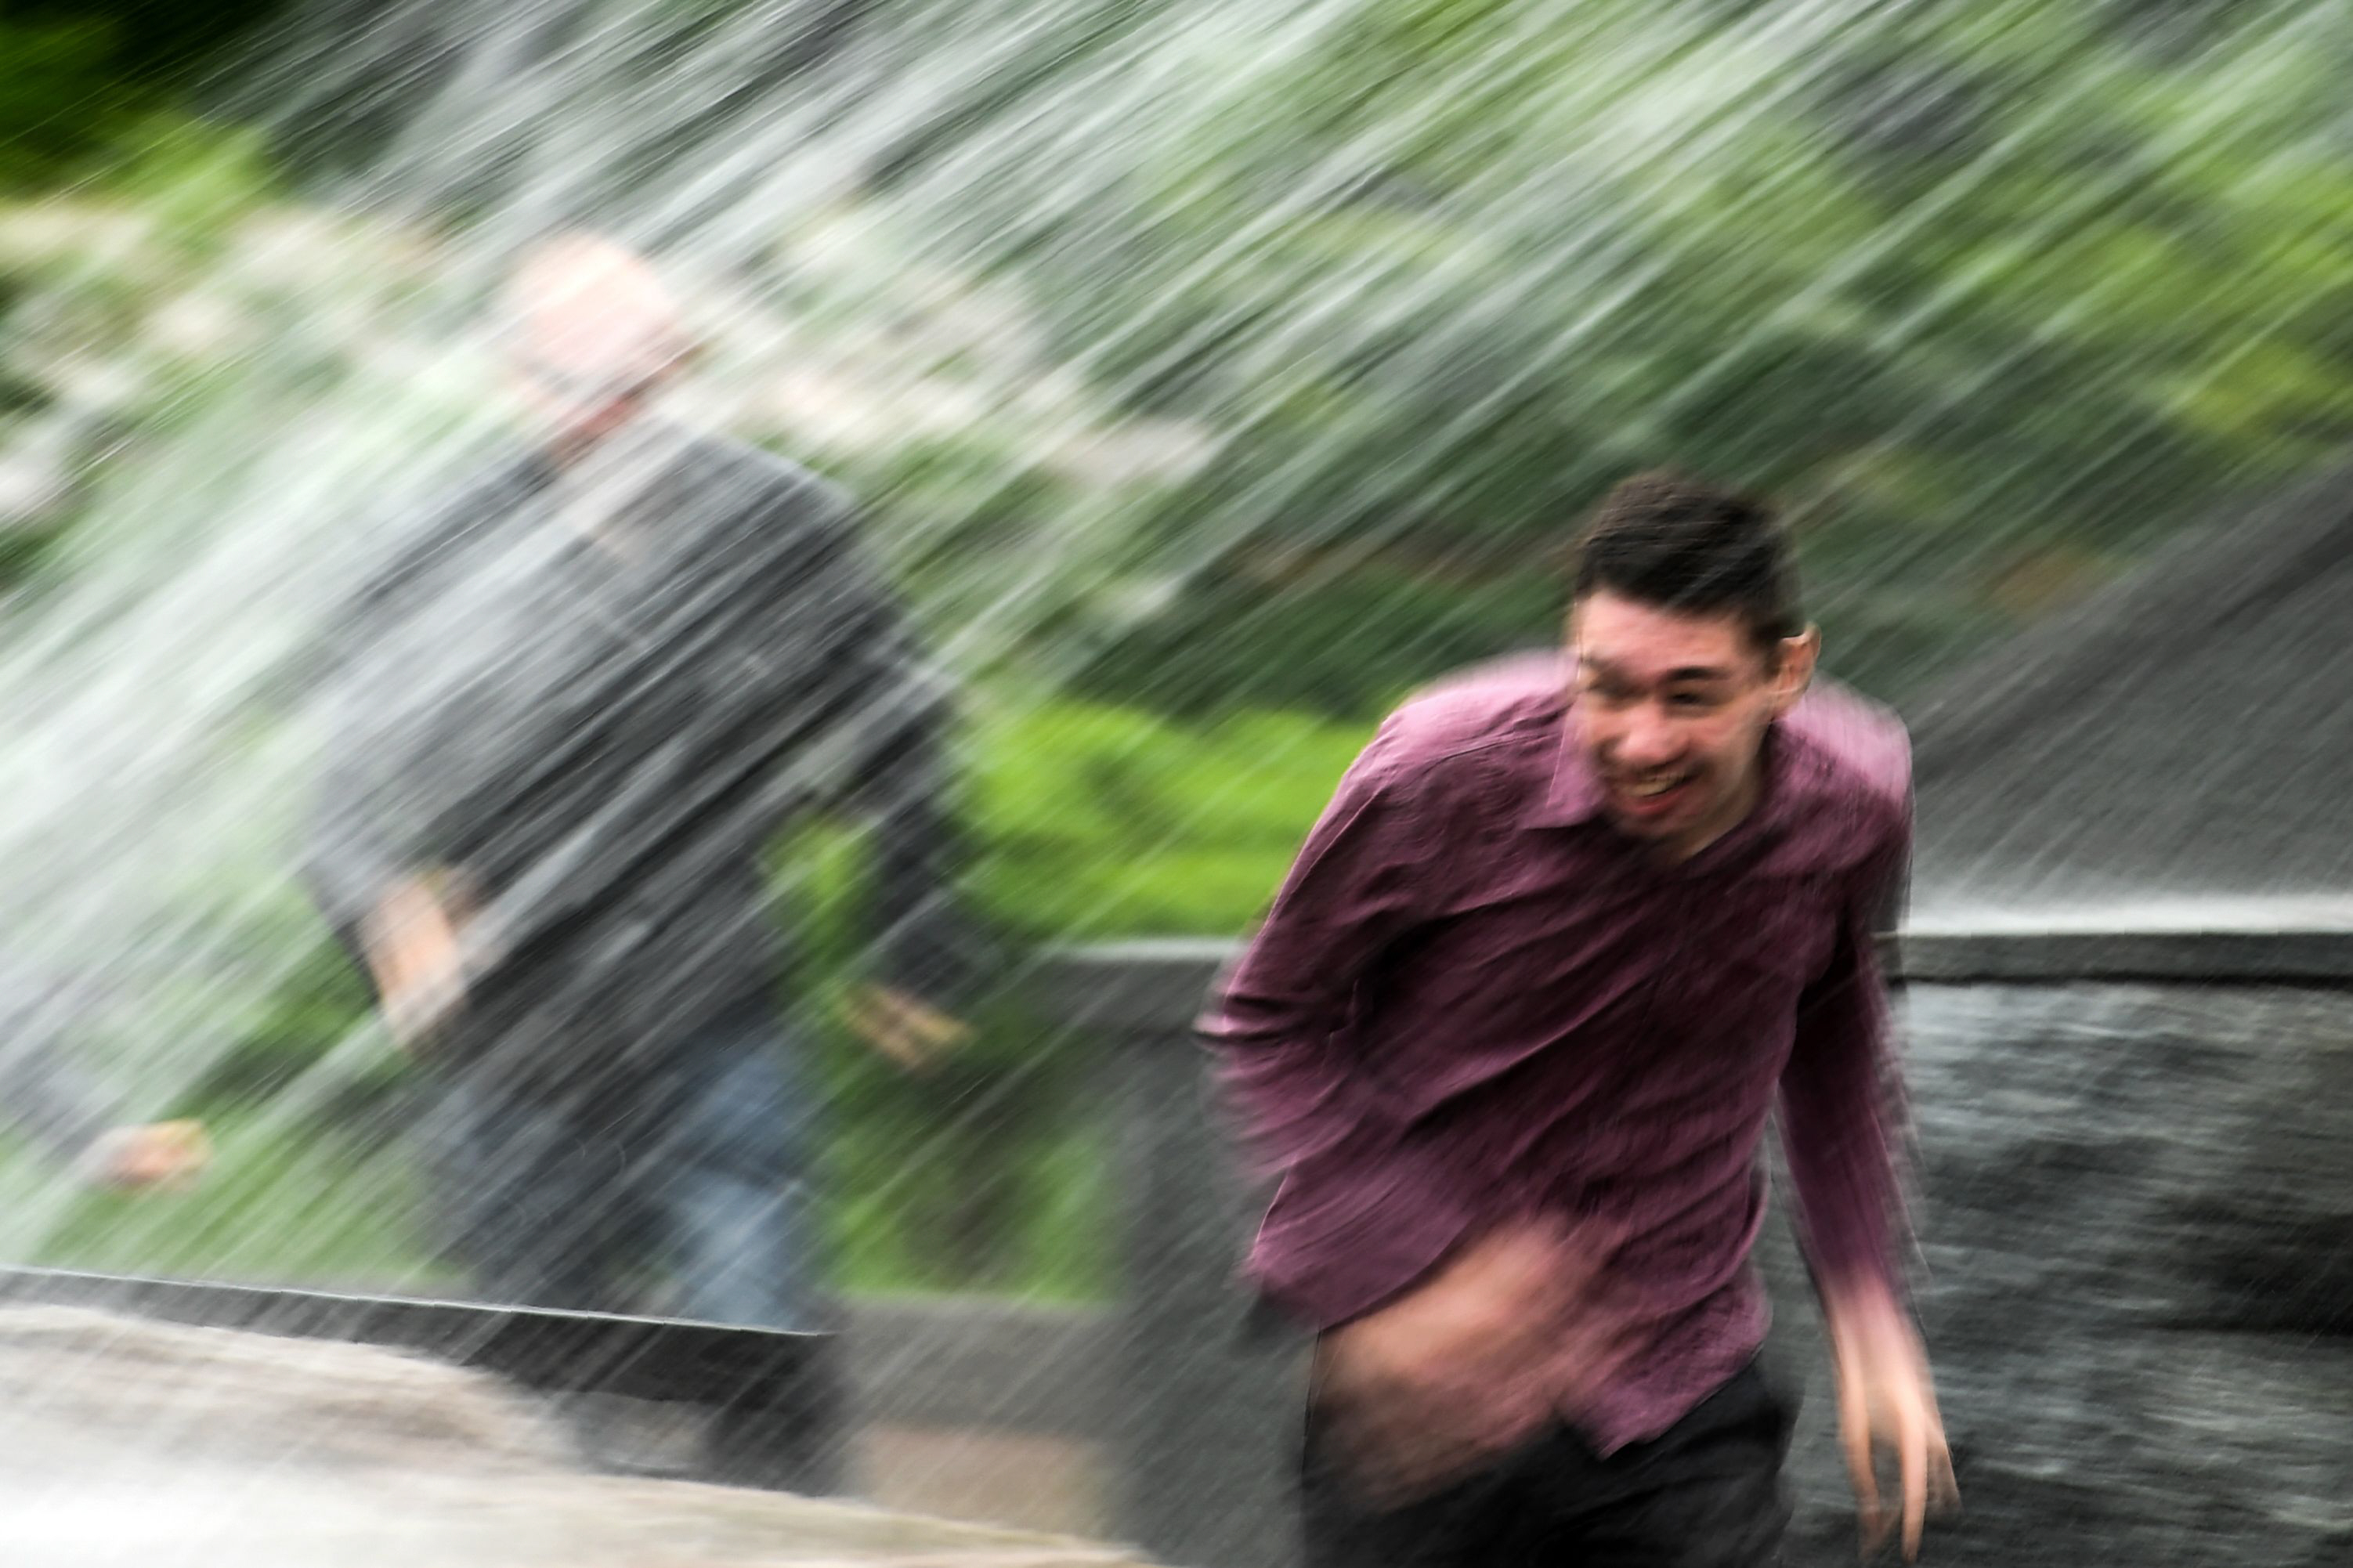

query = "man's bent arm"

[
  {"left": 745, "top": 481, "right": 980, "bottom": 1012},
  {"left": 301, "top": 645, "right": 443, "bottom": 978},
  {"left": 1198, "top": 730, "right": 1478, "bottom": 1328},
  {"left": 296, "top": 457, "right": 534, "bottom": 958}
]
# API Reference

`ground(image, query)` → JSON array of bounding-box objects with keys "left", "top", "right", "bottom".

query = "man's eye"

[{"left": 1668, "top": 690, "right": 1722, "bottom": 710}]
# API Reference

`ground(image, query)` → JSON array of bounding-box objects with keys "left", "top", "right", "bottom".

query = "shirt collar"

[{"left": 1528, "top": 709, "right": 1610, "bottom": 828}]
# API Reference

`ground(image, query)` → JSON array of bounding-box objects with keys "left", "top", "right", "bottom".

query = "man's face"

[
  {"left": 1570, "top": 589, "right": 1816, "bottom": 859},
  {"left": 508, "top": 328, "right": 682, "bottom": 458}
]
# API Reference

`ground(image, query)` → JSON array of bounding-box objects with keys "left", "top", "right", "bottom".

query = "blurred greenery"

[
  {"left": 0, "top": 1115, "right": 443, "bottom": 1286},
  {"left": 908, "top": 0, "right": 2353, "bottom": 711},
  {"left": 0, "top": 3, "right": 287, "bottom": 188}
]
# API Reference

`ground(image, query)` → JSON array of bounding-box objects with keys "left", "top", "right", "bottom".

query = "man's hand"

[
  {"left": 1311, "top": 1217, "right": 1640, "bottom": 1505},
  {"left": 1826, "top": 1281, "right": 1958, "bottom": 1561},
  {"left": 83, "top": 1119, "right": 211, "bottom": 1192},
  {"left": 361, "top": 874, "right": 471, "bottom": 1051},
  {"left": 844, "top": 984, "right": 971, "bottom": 1071}
]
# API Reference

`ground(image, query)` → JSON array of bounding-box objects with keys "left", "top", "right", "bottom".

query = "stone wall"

[{"left": 1772, "top": 975, "right": 2353, "bottom": 1566}]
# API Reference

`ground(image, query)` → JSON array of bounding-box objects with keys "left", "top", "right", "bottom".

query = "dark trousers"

[
  {"left": 426, "top": 1007, "right": 822, "bottom": 1332},
  {"left": 1302, "top": 1364, "right": 1794, "bottom": 1568},
  {"left": 424, "top": 1007, "right": 842, "bottom": 1492}
]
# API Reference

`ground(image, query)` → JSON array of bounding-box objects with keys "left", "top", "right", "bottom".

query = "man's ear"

[{"left": 1769, "top": 625, "right": 1820, "bottom": 717}]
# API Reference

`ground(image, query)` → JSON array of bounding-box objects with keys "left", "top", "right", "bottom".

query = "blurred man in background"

[
  {"left": 305, "top": 237, "right": 973, "bottom": 1483},
  {"left": 1204, "top": 473, "right": 1955, "bottom": 1565}
]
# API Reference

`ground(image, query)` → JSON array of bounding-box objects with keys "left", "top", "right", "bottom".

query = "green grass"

[
  {"left": 0, "top": 1115, "right": 446, "bottom": 1290},
  {"left": 0, "top": 1103, "right": 1120, "bottom": 1303}
]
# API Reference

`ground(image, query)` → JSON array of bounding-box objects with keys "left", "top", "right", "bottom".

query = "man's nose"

[{"left": 1616, "top": 703, "right": 1679, "bottom": 766}]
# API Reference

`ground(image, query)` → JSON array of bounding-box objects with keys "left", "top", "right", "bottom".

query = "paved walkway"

[{"left": 0, "top": 1307, "right": 1144, "bottom": 1568}]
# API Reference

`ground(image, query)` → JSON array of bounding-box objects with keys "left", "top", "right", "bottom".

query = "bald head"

[{"left": 501, "top": 235, "right": 691, "bottom": 459}]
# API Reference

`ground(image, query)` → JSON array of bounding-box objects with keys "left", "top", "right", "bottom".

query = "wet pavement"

[{"left": 0, "top": 1308, "right": 1144, "bottom": 1568}]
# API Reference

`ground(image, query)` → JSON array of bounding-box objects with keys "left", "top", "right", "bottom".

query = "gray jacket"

[{"left": 305, "top": 425, "right": 974, "bottom": 1104}]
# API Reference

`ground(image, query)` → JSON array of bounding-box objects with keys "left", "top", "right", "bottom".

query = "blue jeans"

[{"left": 425, "top": 1008, "right": 824, "bottom": 1331}]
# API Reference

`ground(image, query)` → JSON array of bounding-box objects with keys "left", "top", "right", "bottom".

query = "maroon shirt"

[{"left": 1200, "top": 655, "right": 1911, "bottom": 1453}]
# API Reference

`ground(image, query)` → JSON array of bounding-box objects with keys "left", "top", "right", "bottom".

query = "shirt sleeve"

[
  {"left": 1776, "top": 804, "right": 1913, "bottom": 1295},
  {"left": 843, "top": 667, "right": 982, "bottom": 1011},
  {"left": 300, "top": 553, "right": 460, "bottom": 968},
  {"left": 747, "top": 485, "right": 981, "bottom": 1011},
  {"left": 1197, "top": 728, "right": 1480, "bottom": 1328},
  {"left": 301, "top": 682, "right": 414, "bottom": 963},
  {"left": 295, "top": 471, "right": 510, "bottom": 963},
  {"left": 0, "top": 1046, "right": 114, "bottom": 1162},
  {"left": 0, "top": 968, "right": 117, "bottom": 1162}
]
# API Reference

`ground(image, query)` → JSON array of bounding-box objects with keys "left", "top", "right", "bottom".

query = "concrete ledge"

[
  {"left": 1891, "top": 927, "right": 2353, "bottom": 984},
  {"left": 1032, "top": 940, "right": 1233, "bottom": 1034},
  {"left": 844, "top": 1296, "right": 1115, "bottom": 1440},
  {"left": 1036, "top": 929, "right": 2353, "bottom": 1007}
]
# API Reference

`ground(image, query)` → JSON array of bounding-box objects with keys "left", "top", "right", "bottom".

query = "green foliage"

[
  {"left": 0, "top": 19, "right": 132, "bottom": 186},
  {"left": 903, "top": 0, "right": 2353, "bottom": 710},
  {"left": 102, "top": 116, "right": 280, "bottom": 246},
  {"left": 769, "top": 697, "right": 1369, "bottom": 1295},
  {"left": 966, "top": 699, "right": 1368, "bottom": 941},
  {"left": 0, "top": 4, "right": 289, "bottom": 189},
  {"left": 1070, "top": 562, "right": 1560, "bottom": 717}
]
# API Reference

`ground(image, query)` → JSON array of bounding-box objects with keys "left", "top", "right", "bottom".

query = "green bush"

[
  {"left": 898, "top": 0, "right": 2353, "bottom": 712},
  {"left": 783, "top": 696, "right": 1370, "bottom": 1296},
  {"left": 0, "top": 20, "right": 132, "bottom": 187},
  {"left": 0, "top": 5, "right": 287, "bottom": 190}
]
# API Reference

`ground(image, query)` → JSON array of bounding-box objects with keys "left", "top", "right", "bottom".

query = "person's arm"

[
  {"left": 305, "top": 744, "right": 421, "bottom": 968},
  {"left": 0, "top": 1035, "right": 113, "bottom": 1165},
  {"left": 1196, "top": 728, "right": 1483, "bottom": 1330},
  {"left": 298, "top": 536, "right": 473, "bottom": 1049},
  {"left": 743, "top": 482, "right": 979, "bottom": 1064},
  {"left": 1778, "top": 822, "right": 1907, "bottom": 1302},
  {"left": 0, "top": 986, "right": 209, "bottom": 1190},
  {"left": 1779, "top": 809, "right": 1955, "bottom": 1561},
  {"left": 833, "top": 647, "right": 972, "bottom": 1006}
]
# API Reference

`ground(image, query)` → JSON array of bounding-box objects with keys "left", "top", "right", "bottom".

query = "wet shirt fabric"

[
  {"left": 305, "top": 425, "right": 970, "bottom": 1105},
  {"left": 1199, "top": 656, "right": 1911, "bottom": 1455}
]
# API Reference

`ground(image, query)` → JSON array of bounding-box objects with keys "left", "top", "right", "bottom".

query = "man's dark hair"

[{"left": 1571, "top": 470, "right": 1803, "bottom": 650}]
